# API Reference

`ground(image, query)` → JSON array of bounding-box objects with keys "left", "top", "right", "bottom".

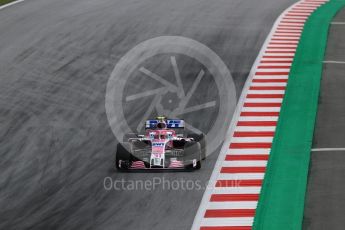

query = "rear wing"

[{"left": 145, "top": 119, "right": 185, "bottom": 129}]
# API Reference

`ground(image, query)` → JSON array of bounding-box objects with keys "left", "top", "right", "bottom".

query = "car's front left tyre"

[{"left": 115, "top": 142, "right": 131, "bottom": 170}]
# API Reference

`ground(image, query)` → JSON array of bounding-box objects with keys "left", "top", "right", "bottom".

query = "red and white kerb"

[{"left": 192, "top": 0, "right": 329, "bottom": 229}]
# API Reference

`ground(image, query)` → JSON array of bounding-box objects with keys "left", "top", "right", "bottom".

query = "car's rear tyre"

[
  {"left": 187, "top": 133, "right": 206, "bottom": 160},
  {"left": 115, "top": 142, "right": 131, "bottom": 170},
  {"left": 184, "top": 141, "right": 201, "bottom": 169}
]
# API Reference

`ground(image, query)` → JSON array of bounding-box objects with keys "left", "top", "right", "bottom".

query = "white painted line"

[
  {"left": 261, "top": 58, "right": 293, "bottom": 64},
  {"left": 263, "top": 54, "right": 295, "bottom": 58},
  {"left": 311, "top": 148, "right": 345, "bottom": 152},
  {"left": 235, "top": 127, "right": 276, "bottom": 133},
  {"left": 268, "top": 41, "right": 299, "bottom": 44},
  {"left": 274, "top": 27, "right": 302, "bottom": 30},
  {"left": 231, "top": 137, "right": 273, "bottom": 143},
  {"left": 257, "top": 65, "right": 291, "bottom": 68},
  {"left": 331, "top": 22, "right": 345, "bottom": 25},
  {"left": 282, "top": 19, "right": 307, "bottom": 22},
  {"left": 254, "top": 73, "right": 289, "bottom": 76},
  {"left": 221, "top": 160, "right": 268, "bottom": 167},
  {"left": 287, "top": 15, "right": 311, "bottom": 17},
  {"left": 299, "top": 2, "right": 323, "bottom": 7},
  {"left": 208, "top": 201, "right": 258, "bottom": 209},
  {"left": 271, "top": 38, "right": 300, "bottom": 41},
  {"left": 292, "top": 7, "right": 318, "bottom": 10},
  {"left": 248, "top": 90, "right": 285, "bottom": 94},
  {"left": 255, "top": 68, "right": 291, "bottom": 72},
  {"left": 273, "top": 32, "right": 302, "bottom": 35},
  {"left": 268, "top": 41, "right": 298, "bottom": 44},
  {"left": 218, "top": 173, "right": 265, "bottom": 180},
  {"left": 275, "top": 29, "right": 303, "bottom": 32},
  {"left": 290, "top": 10, "right": 314, "bottom": 13},
  {"left": 282, "top": 19, "right": 308, "bottom": 22},
  {"left": 284, "top": 17, "right": 308, "bottom": 20},
  {"left": 212, "top": 187, "right": 262, "bottom": 194},
  {"left": 279, "top": 23, "right": 305, "bottom": 26},
  {"left": 228, "top": 149, "right": 271, "bottom": 155},
  {"left": 266, "top": 48, "right": 296, "bottom": 52},
  {"left": 251, "top": 82, "right": 287, "bottom": 86},
  {"left": 267, "top": 45, "right": 297, "bottom": 48},
  {"left": 292, "top": 6, "right": 316, "bottom": 8},
  {"left": 273, "top": 36, "right": 301, "bottom": 39},
  {"left": 0, "top": 0, "right": 24, "bottom": 10},
  {"left": 292, "top": 5, "right": 318, "bottom": 9},
  {"left": 242, "top": 107, "right": 281, "bottom": 112},
  {"left": 245, "top": 98, "right": 283, "bottom": 103},
  {"left": 280, "top": 23, "right": 304, "bottom": 29},
  {"left": 286, "top": 12, "right": 311, "bottom": 16},
  {"left": 200, "top": 217, "right": 254, "bottom": 227},
  {"left": 253, "top": 76, "right": 289, "bottom": 79},
  {"left": 323, "top": 60, "right": 345, "bottom": 64},
  {"left": 238, "top": 116, "right": 279, "bottom": 122}
]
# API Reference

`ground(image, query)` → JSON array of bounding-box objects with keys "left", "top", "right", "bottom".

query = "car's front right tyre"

[{"left": 184, "top": 141, "right": 202, "bottom": 170}]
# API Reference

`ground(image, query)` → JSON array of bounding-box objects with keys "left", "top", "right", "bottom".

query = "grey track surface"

[
  {"left": 303, "top": 8, "right": 345, "bottom": 230},
  {"left": 0, "top": 0, "right": 296, "bottom": 229}
]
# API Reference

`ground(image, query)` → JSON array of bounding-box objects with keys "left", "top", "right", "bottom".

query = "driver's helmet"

[
  {"left": 156, "top": 122, "right": 167, "bottom": 129},
  {"left": 156, "top": 116, "right": 167, "bottom": 129}
]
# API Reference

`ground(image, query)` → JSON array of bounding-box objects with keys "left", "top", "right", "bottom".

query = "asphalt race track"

[
  {"left": 0, "top": 0, "right": 297, "bottom": 229},
  {"left": 303, "top": 8, "right": 345, "bottom": 230}
]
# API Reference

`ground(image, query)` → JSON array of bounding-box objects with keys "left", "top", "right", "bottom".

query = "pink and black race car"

[{"left": 115, "top": 116, "right": 206, "bottom": 170}]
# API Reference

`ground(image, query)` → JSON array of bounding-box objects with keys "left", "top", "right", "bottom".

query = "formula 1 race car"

[{"left": 115, "top": 116, "right": 206, "bottom": 170}]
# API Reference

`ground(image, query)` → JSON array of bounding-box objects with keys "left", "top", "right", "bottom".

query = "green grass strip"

[
  {"left": 0, "top": 0, "right": 17, "bottom": 6},
  {"left": 253, "top": 0, "right": 345, "bottom": 229}
]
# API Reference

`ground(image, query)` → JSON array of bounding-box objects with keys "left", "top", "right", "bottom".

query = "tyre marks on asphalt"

[{"left": 192, "top": 0, "right": 329, "bottom": 229}]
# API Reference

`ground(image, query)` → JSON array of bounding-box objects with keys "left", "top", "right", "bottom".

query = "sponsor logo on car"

[{"left": 152, "top": 143, "right": 165, "bottom": 147}]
